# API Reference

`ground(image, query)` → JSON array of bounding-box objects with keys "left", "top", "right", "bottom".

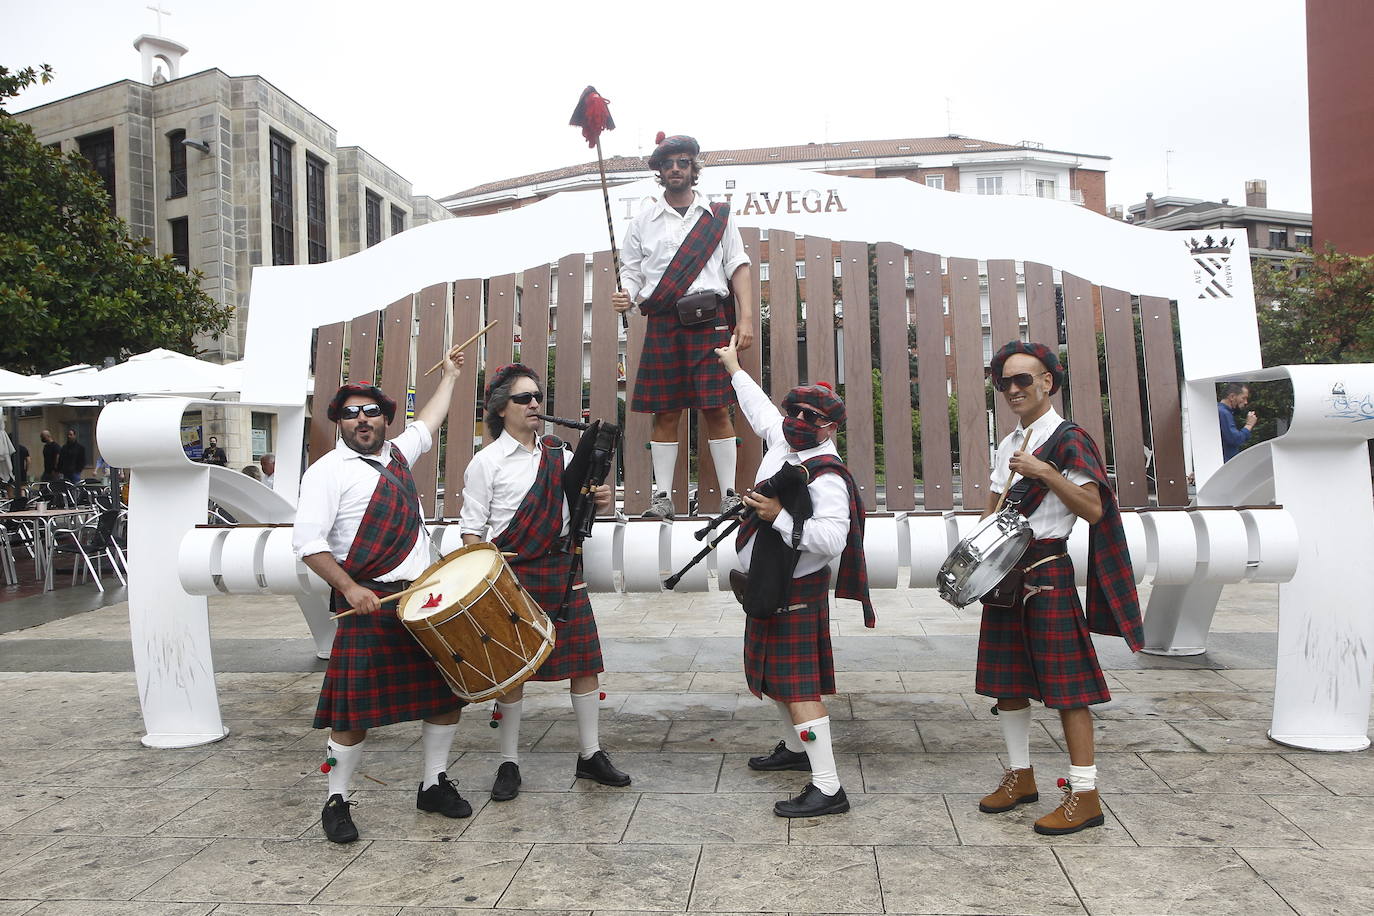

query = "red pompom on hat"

[{"left": 655, "top": 131, "right": 665, "bottom": 144}]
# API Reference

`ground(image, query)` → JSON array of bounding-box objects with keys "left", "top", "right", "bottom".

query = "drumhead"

[{"left": 400, "top": 544, "right": 502, "bottom": 621}]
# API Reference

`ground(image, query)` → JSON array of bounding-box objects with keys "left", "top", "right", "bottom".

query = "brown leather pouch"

[
  {"left": 728, "top": 568, "right": 749, "bottom": 606},
  {"left": 676, "top": 291, "right": 720, "bottom": 326},
  {"left": 981, "top": 568, "right": 1023, "bottom": 609}
]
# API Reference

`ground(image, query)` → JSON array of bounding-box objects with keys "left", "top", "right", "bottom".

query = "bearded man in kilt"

[
  {"left": 293, "top": 347, "right": 470, "bottom": 844},
  {"left": 459, "top": 364, "right": 630, "bottom": 802},
  {"left": 611, "top": 133, "right": 756, "bottom": 520},
  {"left": 974, "top": 340, "right": 1145, "bottom": 836},
  {"left": 714, "top": 337, "right": 875, "bottom": 818}
]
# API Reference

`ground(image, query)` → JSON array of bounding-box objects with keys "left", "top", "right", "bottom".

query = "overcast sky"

[{"left": 3, "top": 0, "right": 1311, "bottom": 212}]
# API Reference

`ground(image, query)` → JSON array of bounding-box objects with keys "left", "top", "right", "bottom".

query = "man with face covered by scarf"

[{"left": 716, "top": 336, "right": 874, "bottom": 818}]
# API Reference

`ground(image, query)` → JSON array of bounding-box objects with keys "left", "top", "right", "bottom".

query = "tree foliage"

[
  {"left": 0, "top": 64, "right": 232, "bottom": 374},
  {"left": 1253, "top": 245, "right": 1374, "bottom": 367}
]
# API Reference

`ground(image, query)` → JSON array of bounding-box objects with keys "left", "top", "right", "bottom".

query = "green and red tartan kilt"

[
  {"left": 511, "top": 553, "right": 605, "bottom": 681},
  {"left": 314, "top": 584, "right": 464, "bottom": 731},
  {"left": 630, "top": 298, "right": 737, "bottom": 414},
  {"left": 975, "top": 539, "right": 1111, "bottom": 709},
  {"left": 743, "top": 568, "right": 833, "bottom": 702}
]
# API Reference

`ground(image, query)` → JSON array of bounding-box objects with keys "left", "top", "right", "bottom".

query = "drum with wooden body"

[
  {"left": 937, "top": 506, "right": 1033, "bottom": 608},
  {"left": 399, "top": 542, "right": 555, "bottom": 702}
]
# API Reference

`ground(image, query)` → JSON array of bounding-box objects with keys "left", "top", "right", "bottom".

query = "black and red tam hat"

[
  {"left": 782, "top": 381, "right": 846, "bottom": 425},
  {"left": 648, "top": 132, "right": 700, "bottom": 170},
  {"left": 990, "top": 341, "right": 1065, "bottom": 395},
  {"left": 326, "top": 382, "right": 397, "bottom": 423}
]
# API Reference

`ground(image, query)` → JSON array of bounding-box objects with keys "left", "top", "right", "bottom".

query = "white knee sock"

[
  {"left": 326, "top": 738, "right": 364, "bottom": 799},
  {"left": 708, "top": 436, "right": 737, "bottom": 495},
  {"left": 998, "top": 706, "right": 1033, "bottom": 770},
  {"left": 420, "top": 721, "right": 458, "bottom": 789},
  {"left": 650, "top": 441, "right": 678, "bottom": 496},
  {"left": 496, "top": 700, "right": 522, "bottom": 764},
  {"left": 1068, "top": 763, "right": 1097, "bottom": 791},
  {"left": 571, "top": 688, "right": 601, "bottom": 759},
  {"left": 775, "top": 699, "right": 804, "bottom": 752},
  {"left": 795, "top": 716, "right": 840, "bottom": 795}
]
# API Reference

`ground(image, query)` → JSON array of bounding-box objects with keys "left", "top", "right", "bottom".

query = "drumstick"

[
  {"left": 330, "top": 578, "right": 442, "bottom": 620},
  {"left": 423, "top": 319, "right": 498, "bottom": 377},
  {"left": 992, "top": 428, "right": 1034, "bottom": 515}
]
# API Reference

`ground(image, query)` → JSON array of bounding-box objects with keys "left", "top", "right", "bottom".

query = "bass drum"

[{"left": 936, "top": 507, "right": 1032, "bottom": 608}]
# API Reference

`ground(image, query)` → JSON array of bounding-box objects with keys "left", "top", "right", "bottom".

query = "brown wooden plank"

[
  {"left": 486, "top": 273, "right": 518, "bottom": 415},
  {"left": 379, "top": 295, "right": 412, "bottom": 440},
  {"left": 911, "top": 249, "right": 952, "bottom": 510},
  {"left": 733, "top": 227, "right": 765, "bottom": 493},
  {"left": 622, "top": 280, "right": 653, "bottom": 515},
  {"left": 987, "top": 259, "right": 1021, "bottom": 442},
  {"left": 408, "top": 283, "right": 448, "bottom": 516},
  {"left": 1023, "top": 262, "right": 1063, "bottom": 414},
  {"left": 803, "top": 236, "right": 837, "bottom": 385},
  {"left": 875, "top": 242, "right": 915, "bottom": 511},
  {"left": 346, "top": 311, "right": 380, "bottom": 384},
  {"left": 1139, "top": 295, "right": 1188, "bottom": 506},
  {"left": 553, "top": 255, "right": 585, "bottom": 448},
  {"left": 1101, "top": 286, "right": 1148, "bottom": 507},
  {"left": 308, "top": 322, "right": 344, "bottom": 467},
  {"left": 521, "top": 263, "right": 551, "bottom": 396},
  {"left": 839, "top": 241, "right": 876, "bottom": 505},
  {"left": 949, "top": 257, "right": 990, "bottom": 510},
  {"left": 768, "top": 231, "right": 800, "bottom": 396},
  {"left": 444, "top": 278, "right": 483, "bottom": 518},
  {"left": 1061, "top": 272, "right": 1106, "bottom": 455},
  {"left": 588, "top": 251, "right": 620, "bottom": 512}
]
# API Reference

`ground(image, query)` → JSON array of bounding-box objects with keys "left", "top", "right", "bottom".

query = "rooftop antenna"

[
  {"left": 945, "top": 97, "right": 953, "bottom": 135},
  {"left": 1165, "top": 148, "right": 1175, "bottom": 195}
]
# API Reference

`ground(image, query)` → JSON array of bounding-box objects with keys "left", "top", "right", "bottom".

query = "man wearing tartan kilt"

[
  {"left": 611, "top": 133, "right": 756, "bottom": 521},
  {"left": 459, "top": 364, "right": 630, "bottom": 802},
  {"left": 975, "top": 340, "right": 1145, "bottom": 836},
  {"left": 716, "top": 337, "right": 875, "bottom": 819},
  {"left": 293, "top": 347, "right": 471, "bottom": 844}
]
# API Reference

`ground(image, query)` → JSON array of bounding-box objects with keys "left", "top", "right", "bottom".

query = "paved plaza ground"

[{"left": 1, "top": 577, "right": 1372, "bottom": 915}]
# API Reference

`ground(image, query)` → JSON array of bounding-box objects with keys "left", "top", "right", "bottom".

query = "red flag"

[{"left": 569, "top": 86, "right": 615, "bottom": 149}]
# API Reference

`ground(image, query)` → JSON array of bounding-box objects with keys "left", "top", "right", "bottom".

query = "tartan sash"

[
  {"left": 802, "top": 455, "right": 875, "bottom": 629},
  {"left": 491, "top": 436, "right": 567, "bottom": 561},
  {"left": 343, "top": 444, "right": 422, "bottom": 582},
  {"left": 638, "top": 203, "right": 731, "bottom": 317}
]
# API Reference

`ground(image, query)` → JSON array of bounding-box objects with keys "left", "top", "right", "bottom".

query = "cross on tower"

[{"left": 146, "top": 3, "right": 172, "bottom": 35}]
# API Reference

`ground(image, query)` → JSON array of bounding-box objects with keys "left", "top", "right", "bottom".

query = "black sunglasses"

[
  {"left": 339, "top": 403, "right": 384, "bottom": 419},
  {"left": 994, "top": 371, "right": 1047, "bottom": 393},
  {"left": 660, "top": 156, "right": 693, "bottom": 170},
  {"left": 788, "top": 406, "right": 833, "bottom": 426},
  {"left": 508, "top": 391, "right": 543, "bottom": 405}
]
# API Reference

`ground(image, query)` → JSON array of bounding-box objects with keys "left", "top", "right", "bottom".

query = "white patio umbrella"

[{"left": 54, "top": 349, "right": 240, "bottom": 399}]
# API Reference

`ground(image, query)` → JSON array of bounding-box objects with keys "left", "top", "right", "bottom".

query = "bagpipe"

[{"left": 538, "top": 412, "right": 621, "bottom": 620}]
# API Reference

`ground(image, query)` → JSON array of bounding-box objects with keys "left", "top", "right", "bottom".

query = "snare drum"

[
  {"left": 399, "top": 542, "right": 556, "bottom": 702},
  {"left": 936, "top": 507, "right": 1033, "bottom": 608}
]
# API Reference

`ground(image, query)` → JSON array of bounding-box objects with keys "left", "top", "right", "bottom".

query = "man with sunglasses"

[
  {"left": 974, "top": 341, "right": 1143, "bottom": 836},
  {"left": 611, "top": 133, "right": 755, "bottom": 521},
  {"left": 293, "top": 346, "right": 469, "bottom": 843},
  {"left": 715, "top": 336, "right": 873, "bottom": 818},
  {"left": 458, "top": 363, "right": 628, "bottom": 802}
]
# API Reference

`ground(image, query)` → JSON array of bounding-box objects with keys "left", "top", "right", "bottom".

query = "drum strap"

[
  {"left": 1005, "top": 420, "right": 1075, "bottom": 514},
  {"left": 360, "top": 453, "right": 437, "bottom": 561}
]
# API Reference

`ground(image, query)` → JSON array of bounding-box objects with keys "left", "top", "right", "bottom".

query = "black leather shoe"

[
  {"left": 491, "top": 761, "right": 521, "bottom": 802},
  {"left": 774, "top": 784, "right": 850, "bottom": 818},
  {"left": 416, "top": 772, "right": 473, "bottom": 818},
  {"left": 748, "top": 740, "right": 811, "bottom": 772},
  {"left": 322, "top": 793, "right": 359, "bottom": 843},
  {"left": 575, "top": 750, "right": 631, "bottom": 787}
]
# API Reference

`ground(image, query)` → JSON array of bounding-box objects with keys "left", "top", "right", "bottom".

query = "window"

[
  {"left": 795, "top": 258, "right": 806, "bottom": 279},
  {"left": 982, "top": 331, "right": 993, "bottom": 363},
  {"left": 759, "top": 262, "right": 770, "bottom": 282},
  {"left": 77, "top": 129, "right": 116, "bottom": 210},
  {"left": 167, "top": 129, "right": 187, "bottom": 198},
  {"left": 365, "top": 190, "right": 382, "bottom": 247},
  {"left": 305, "top": 154, "right": 327, "bottom": 264},
  {"left": 833, "top": 257, "right": 843, "bottom": 278},
  {"left": 1269, "top": 228, "right": 1288, "bottom": 249},
  {"left": 269, "top": 132, "right": 295, "bottom": 265},
  {"left": 1295, "top": 231, "right": 1312, "bottom": 249},
  {"left": 1035, "top": 177, "right": 1056, "bottom": 199},
  {"left": 390, "top": 204, "right": 405, "bottom": 237},
  {"left": 251, "top": 412, "right": 273, "bottom": 458},
  {"left": 169, "top": 217, "right": 189, "bottom": 269},
  {"left": 944, "top": 334, "right": 951, "bottom": 356},
  {"left": 942, "top": 295, "right": 950, "bottom": 315},
  {"left": 976, "top": 175, "right": 1003, "bottom": 196},
  {"left": 925, "top": 174, "right": 945, "bottom": 190}
]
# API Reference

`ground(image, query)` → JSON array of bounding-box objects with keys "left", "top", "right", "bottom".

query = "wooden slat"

[
  {"left": 949, "top": 257, "right": 989, "bottom": 510},
  {"left": 346, "top": 311, "right": 380, "bottom": 384},
  {"left": 876, "top": 242, "right": 914, "bottom": 511},
  {"left": 768, "top": 231, "right": 799, "bottom": 395},
  {"left": 444, "top": 278, "right": 483, "bottom": 518},
  {"left": 622, "top": 284, "right": 653, "bottom": 515},
  {"left": 379, "top": 295, "right": 412, "bottom": 440},
  {"left": 803, "top": 236, "right": 837, "bottom": 384},
  {"left": 911, "top": 249, "right": 952, "bottom": 510},
  {"left": 838, "top": 241, "right": 876, "bottom": 504},
  {"left": 987, "top": 259, "right": 1021, "bottom": 442},
  {"left": 521, "top": 264, "right": 551, "bottom": 397},
  {"left": 1101, "top": 287, "right": 1148, "bottom": 507},
  {"left": 486, "top": 273, "right": 518, "bottom": 414},
  {"left": 1139, "top": 295, "right": 1188, "bottom": 506},
  {"left": 1062, "top": 272, "right": 1106, "bottom": 454},
  {"left": 308, "top": 322, "right": 344, "bottom": 466},
  {"left": 671, "top": 409, "right": 691, "bottom": 516},
  {"left": 553, "top": 255, "right": 584, "bottom": 448},
  {"left": 588, "top": 251, "right": 620, "bottom": 511},
  {"left": 1023, "top": 262, "right": 1064, "bottom": 414},
  {"left": 734, "top": 228, "right": 765, "bottom": 492},
  {"left": 409, "top": 283, "right": 448, "bottom": 516}
]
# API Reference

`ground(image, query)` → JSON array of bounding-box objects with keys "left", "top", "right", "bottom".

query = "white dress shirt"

[
  {"left": 262, "top": 473, "right": 275, "bottom": 490},
  {"left": 989, "top": 407, "right": 1094, "bottom": 539},
  {"left": 292, "top": 421, "right": 433, "bottom": 582},
  {"left": 620, "top": 191, "right": 750, "bottom": 304},
  {"left": 458, "top": 431, "right": 571, "bottom": 541},
  {"left": 731, "top": 371, "right": 850, "bottom": 576}
]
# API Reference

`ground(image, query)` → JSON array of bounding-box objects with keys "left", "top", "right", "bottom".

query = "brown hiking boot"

[
  {"left": 979, "top": 766, "right": 1039, "bottom": 813},
  {"left": 1033, "top": 779, "right": 1105, "bottom": 835}
]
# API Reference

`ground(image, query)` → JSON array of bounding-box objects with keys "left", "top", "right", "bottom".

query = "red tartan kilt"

[
  {"left": 975, "top": 541, "right": 1111, "bottom": 709},
  {"left": 314, "top": 587, "right": 464, "bottom": 731},
  {"left": 510, "top": 554, "right": 604, "bottom": 681},
  {"left": 743, "top": 568, "right": 834, "bottom": 702},
  {"left": 630, "top": 299, "right": 737, "bottom": 414}
]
